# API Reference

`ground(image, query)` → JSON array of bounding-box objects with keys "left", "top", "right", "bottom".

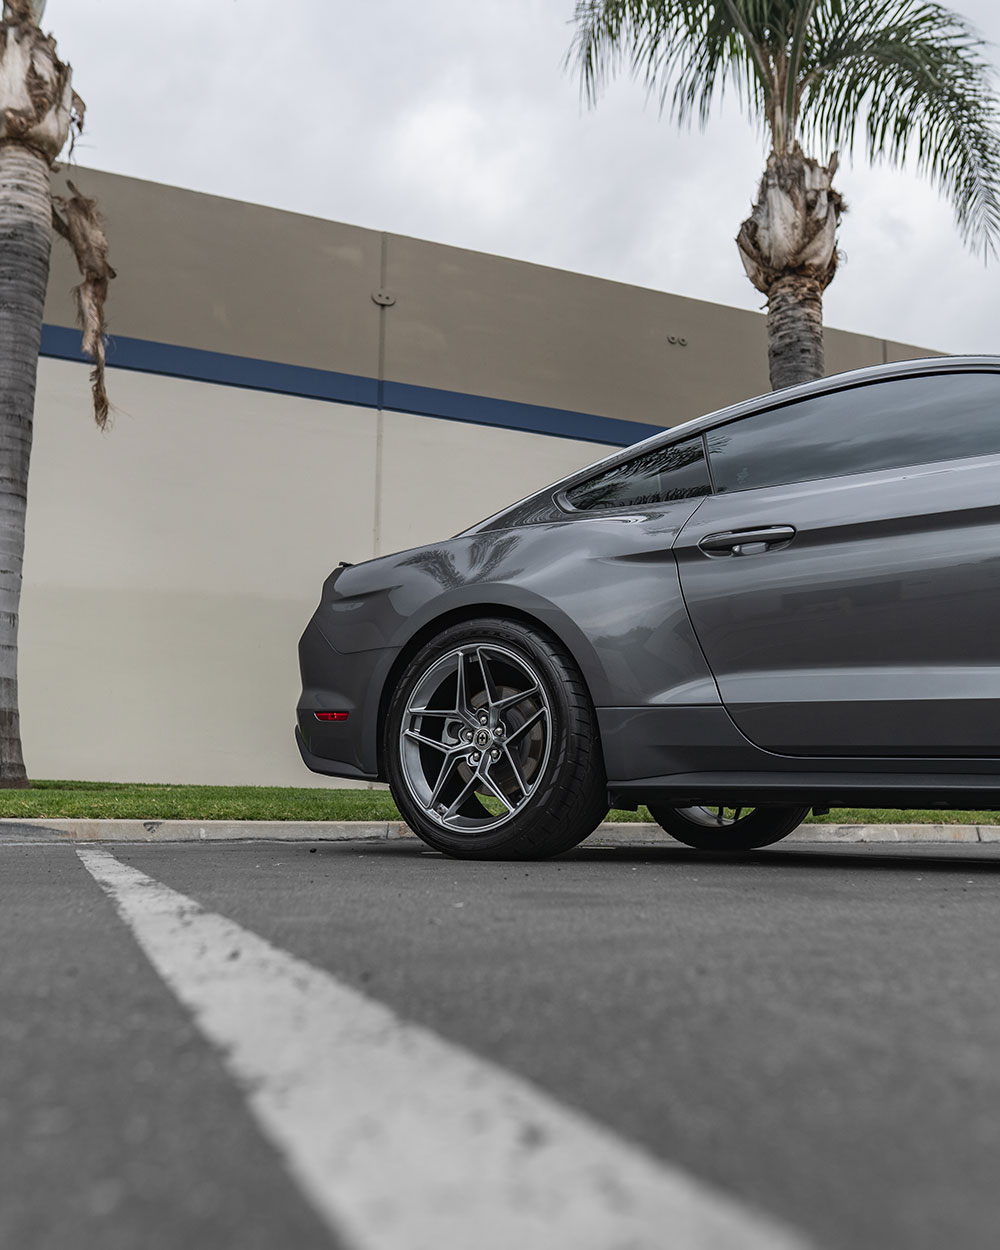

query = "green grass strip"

[{"left": 0, "top": 781, "right": 994, "bottom": 824}]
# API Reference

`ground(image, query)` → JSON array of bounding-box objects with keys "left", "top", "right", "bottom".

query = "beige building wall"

[
  {"left": 44, "top": 168, "right": 936, "bottom": 440},
  {"left": 21, "top": 168, "right": 938, "bottom": 784},
  {"left": 46, "top": 171, "right": 384, "bottom": 380},
  {"left": 381, "top": 234, "right": 911, "bottom": 429},
  {"left": 20, "top": 359, "right": 608, "bottom": 785}
]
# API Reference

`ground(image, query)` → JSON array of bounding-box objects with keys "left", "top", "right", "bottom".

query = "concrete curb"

[
  {"left": 0, "top": 818, "right": 994, "bottom": 844},
  {"left": 0, "top": 819, "right": 412, "bottom": 843}
]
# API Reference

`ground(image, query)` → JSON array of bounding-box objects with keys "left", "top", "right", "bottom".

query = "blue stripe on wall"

[
  {"left": 40, "top": 324, "right": 660, "bottom": 449},
  {"left": 40, "top": 324, "right": 379, "bottom": 409},
  {"left": 380, "top": 380, "right": 658, "bottom": 448}
]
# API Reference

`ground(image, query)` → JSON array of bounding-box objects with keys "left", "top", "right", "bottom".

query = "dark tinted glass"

[
  {"left": 708, "top": 372, "right": 1000, "bottom": 493},
  {"left": 565, "top": 436, "right": 711, "bottom": 510}
]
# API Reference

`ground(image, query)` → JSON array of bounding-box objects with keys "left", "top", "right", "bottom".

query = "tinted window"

[
  {"left": 565, "top": 436, "right": 711, "bottom": 510},
  {"left": 708, "top": 372, "right": 1000, "bottom": 493}
]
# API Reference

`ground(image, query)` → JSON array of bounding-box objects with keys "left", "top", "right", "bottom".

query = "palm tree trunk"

[
  {"left": 0, "top": 144, "right": 51, "bottom": 787},
  {"left": 765, "top": 273, "right": 824, "bottom": 389},
  {"left": 736, "top": 146, "right": 843, "bottom": 392}
]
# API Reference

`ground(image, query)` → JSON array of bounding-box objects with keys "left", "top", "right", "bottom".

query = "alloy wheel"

[{"left": 399, "top": 644, "right": 552, "bottom": 833}]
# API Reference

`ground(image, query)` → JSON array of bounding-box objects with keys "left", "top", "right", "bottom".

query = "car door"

[{"left": 673, "top": 370, "right": 1000, "bottom": 757}]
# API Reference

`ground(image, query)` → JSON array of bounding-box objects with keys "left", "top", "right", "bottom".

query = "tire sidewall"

[
  {"left": 648, "top": 804, "right": 811, "bottom": 851},
  {"left": 385, "top": 619, "right": 593, "bottom": 857}
]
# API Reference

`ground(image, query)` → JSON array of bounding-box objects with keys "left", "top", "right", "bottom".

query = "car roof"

[{"left": 460, "top": 355, "right": 1000, "bottom": 535}]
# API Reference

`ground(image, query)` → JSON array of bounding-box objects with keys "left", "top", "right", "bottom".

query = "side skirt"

[{"left": 610, "top": 773, "right": 1000, "bottom": 812}]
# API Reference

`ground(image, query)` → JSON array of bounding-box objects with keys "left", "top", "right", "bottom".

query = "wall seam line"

[{"left": 373, "top": 233, "right": 389, "bottom": 558}]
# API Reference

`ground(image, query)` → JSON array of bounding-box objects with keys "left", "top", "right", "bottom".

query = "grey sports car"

[{"left": 297, "top": 355, "right": 1000, "bottom": 858}]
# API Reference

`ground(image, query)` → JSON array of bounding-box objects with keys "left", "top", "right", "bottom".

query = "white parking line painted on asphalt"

[{"left": 76, "top": 846, "right": 813, "bottom": 1250}]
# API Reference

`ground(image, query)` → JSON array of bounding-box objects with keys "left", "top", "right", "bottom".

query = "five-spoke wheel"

[
  {"left": 399, "top": 642, "right": 552, "bottom": 832},
  {"left": 386, "top": 618, "right": 607, "bottom": 859}
]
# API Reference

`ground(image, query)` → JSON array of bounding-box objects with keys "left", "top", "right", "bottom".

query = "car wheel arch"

[{"left": 374, "top": 601, "right": 604, "bottom": 778}]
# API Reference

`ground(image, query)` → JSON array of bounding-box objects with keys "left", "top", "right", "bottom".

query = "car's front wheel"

[
  {"left": 646, "top": 803, "right": 810, "bottom": 851},
  {"left": 385, "top": 618, "right": 607, "bottom": 859}
]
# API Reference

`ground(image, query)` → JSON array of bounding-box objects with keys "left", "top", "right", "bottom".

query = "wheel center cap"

[{"left": 474, "top": 729, "right": 492, "bottom": 748}]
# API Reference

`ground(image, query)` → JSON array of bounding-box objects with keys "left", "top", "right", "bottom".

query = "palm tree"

[
  {"left": 571, "top": 0, "right": 1000, "bottom": 390},
  {"left": 0, "top": 0, "right": 113, "bottom": 785}
]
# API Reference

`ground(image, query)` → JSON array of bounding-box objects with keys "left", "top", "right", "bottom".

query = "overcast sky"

[{"left": 45, "top": 0, "right": 1000, "bottom": 355}]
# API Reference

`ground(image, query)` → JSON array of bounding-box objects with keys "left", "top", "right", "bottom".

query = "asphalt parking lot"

[{"left": 3, "top": 836, "right": 999, "bottom": 1250}]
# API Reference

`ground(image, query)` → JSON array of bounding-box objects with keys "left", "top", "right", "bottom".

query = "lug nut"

[
  {"left": 470, "top": 752, "right": 481, "bottom": 764},
  {"left": 491, "top": 749, "right": 501, "bottom": 760},
  {"left": 464, "top": 730, "right": 474, "bottom": 742},
  {"left": 494, "top": 724, "right": 504, "bottom": 737},
  {"left": 478, "top": 713, "right": 488, "bottom": 725}
]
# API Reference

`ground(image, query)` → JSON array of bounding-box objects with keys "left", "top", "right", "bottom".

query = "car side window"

[
  {"left": 564, "top": 436, "right": 711, "bottom": 510},
  {"left": 707, "top": 372, "right": 1000, "bottom": 494}
]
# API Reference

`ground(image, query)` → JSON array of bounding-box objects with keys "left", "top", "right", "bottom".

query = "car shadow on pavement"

[
  {"left": 317, "top": 837, "right": 1000, "bottom": 875},
  {"left": 567, "top": 842, "right": 1000, "bottom": 873}
]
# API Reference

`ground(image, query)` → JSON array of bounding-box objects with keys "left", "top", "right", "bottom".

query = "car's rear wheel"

[
  {"left": 646, "top": 803, "right": 810, "bottom": 851},
  {"left": 385, "top": 618, "right": 607, "bottom": 859}
]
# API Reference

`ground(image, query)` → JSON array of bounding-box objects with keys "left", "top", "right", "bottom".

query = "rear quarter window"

[{"left": 565, "top": 436, "right": 711, "bottom": 510}]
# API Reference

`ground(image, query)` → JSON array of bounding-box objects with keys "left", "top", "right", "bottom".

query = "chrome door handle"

[{"left": 698, "top": 525, "right": 796, "bottom": 556}]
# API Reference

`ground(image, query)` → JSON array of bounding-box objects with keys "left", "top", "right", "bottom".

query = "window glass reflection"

[
  {"left": 566, "top": 437, "right": 711, "bottom": 510},
  {"left": 708, "top": 373, "right": 1000, "bottom": 493}
]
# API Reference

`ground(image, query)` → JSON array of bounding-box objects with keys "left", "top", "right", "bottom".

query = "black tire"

[
  {"left": 385, "top": 617, "right": 607, "bottom": 859},
  {"left": 646, "top": 803, "right": 810, "bottom": 851}
]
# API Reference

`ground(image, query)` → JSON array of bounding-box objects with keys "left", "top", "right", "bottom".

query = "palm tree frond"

[
  {"left": 783, "top": 0, "right": 820, "bottom": 125},
  {"left": 801, "top": 0, "right": 1000, "bottom": 255},
  {"left": 571, "top": 0, "right": 1000, "bottom": 258},
  {"left": 569, "top": 0, "right": 774, "bottom": 128}
]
